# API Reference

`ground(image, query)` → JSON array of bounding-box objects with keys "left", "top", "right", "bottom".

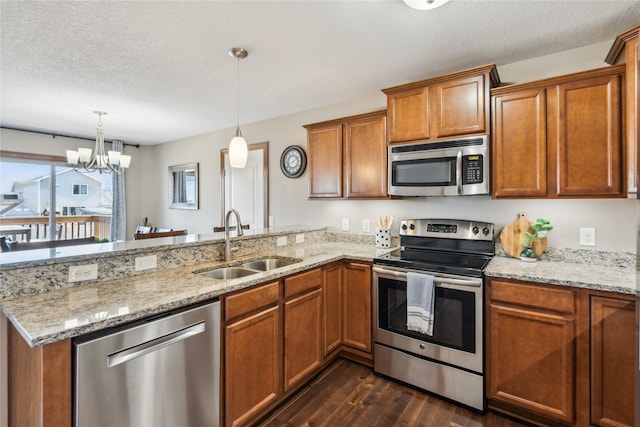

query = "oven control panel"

[{"left": 400, "top": 219, "right": 493, "bottom": 241}]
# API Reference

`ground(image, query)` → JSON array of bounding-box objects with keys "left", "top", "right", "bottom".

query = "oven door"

[{"left": 373, "top": 265, "right": 483, "bottom": 374}]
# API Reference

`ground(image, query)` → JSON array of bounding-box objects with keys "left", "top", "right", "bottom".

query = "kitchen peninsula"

[{"left": 2, "top": 226, "right": 392, "bottom": 427}]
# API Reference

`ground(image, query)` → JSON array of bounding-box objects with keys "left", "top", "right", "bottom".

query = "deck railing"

[{"left": 0, "top": 215, "right": 111, "bottom": 241}]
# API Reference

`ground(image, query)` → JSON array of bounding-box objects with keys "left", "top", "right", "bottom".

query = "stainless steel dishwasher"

[{"left": 74, "top": 301, "right": 220, "bottom": 427}]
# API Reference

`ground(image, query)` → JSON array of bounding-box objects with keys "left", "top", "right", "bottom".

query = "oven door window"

[
  {"left": 391, "top": 157, "right": 456, "bottom": 187},
  {"left": 377, "top": 276, "right": 475, "bottom": 353}
]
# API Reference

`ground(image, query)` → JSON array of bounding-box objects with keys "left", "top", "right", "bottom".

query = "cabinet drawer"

[
  {"left": 489, "top": 279, "right": 575, "bottom": 314},
  {"left": 224, "top": 281, "right": 280, "bottom": 322},
  {"left": 284, "top": 268, "right": 322, "bottom": 299}
]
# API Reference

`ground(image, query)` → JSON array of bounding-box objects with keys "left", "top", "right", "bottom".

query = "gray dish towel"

[{"left": 406, "top": 272, "right": 435, "bottom": 336}]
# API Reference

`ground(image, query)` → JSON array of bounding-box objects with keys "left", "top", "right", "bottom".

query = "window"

[
  {"left": 72, "top": 184, "right": 88, "bottom": 196},
  {"left": 0, "top": 151, "right": 113, "bottom": 241}
]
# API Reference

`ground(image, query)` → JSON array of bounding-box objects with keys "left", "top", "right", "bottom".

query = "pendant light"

[
  {"left": 228, "top": 47, "right": 249, "bottom": 168},
  {"left": 66, "top": 111, "right": 131, "bottom": 173}
]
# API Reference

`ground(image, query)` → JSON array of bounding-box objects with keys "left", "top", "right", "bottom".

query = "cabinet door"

[
  {"left": 225, "top": 306, "right": 281, "bottom": 427},
  {"left": 9, "top": 324, "right": 72, "bottom": 427},
  {"left": 549, "top": 74, "right": 623, "bottom": 197},
  {"left": 284, "top": 288, "right": 322, "bottom": 392},
  {"left": 487, "top": 279, "right": 576, "bottom": 425},
  {"left": 307, "top": 124, "right": 343, "bottom": 198},
  {"left": 434, "top": 74, "right": 487, "bottom": 138},
  {"left": 492, "top": 88, "right": 548, "bottom": 198},
  {"left": 488, "top": 303, "right": 575, "bottom": 424},
  {"left": 323, "top": 263, "right": 342, "bottom": 356},
  {"left": 590, "top": 295, "right": 635, "bottom": 427},
  {"left": 341, "top": 262, "right": 372, "bottom": 353},
  {"left": 344, "top": 113, "right": 387, "bottom": 198},
  {"left": 387, "top": 87, "right": 430, "bottom": 143}
]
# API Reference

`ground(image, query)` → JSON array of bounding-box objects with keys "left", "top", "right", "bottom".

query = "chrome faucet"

[{"left": 224, "top": 209, "right": 244, "bottom": 261}]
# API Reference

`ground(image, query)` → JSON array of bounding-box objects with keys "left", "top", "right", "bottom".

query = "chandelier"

[
  {"left": 228, "top": 47, "right": 249, "bottom": 168},
  {"left": 66, "top": 111, "right": 131, "bottom": 174}
]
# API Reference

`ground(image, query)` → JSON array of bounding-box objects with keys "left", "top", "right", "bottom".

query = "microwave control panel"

[{"left": 463, "top": 155, "right": 483, "bottom": 184}]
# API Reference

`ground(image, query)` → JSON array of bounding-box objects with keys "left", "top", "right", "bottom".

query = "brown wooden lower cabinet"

[
  {"left": 590, "top": 295, "right": 635, "bottom": 427},
  {"left": 487, "top": 277, "right": 635, "bottom": 427},
  {"left": 222, "top": 263, "right": 373, "bottom": 426},
  {"left": 283, "top": 269, "right": 323, "bottom": 392},
  {"left": 8, "top": 324, "right": 72, "bottom": 427},
  {"left": 341, "top": 261, "right": 372, "bottom": 354},
  {"left": 224, "top": 304, "right": 281, "bottom": 427},
  {"left": 323, "top": 262, "right": 342, "bottom": 356}
]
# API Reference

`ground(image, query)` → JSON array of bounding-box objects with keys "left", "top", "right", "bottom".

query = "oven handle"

[
  {"left": 456, "top": 149, "right": 463, "bottom": 195},
  {"left": 372, "top": 266, "right": 481, "bottom": 288}
]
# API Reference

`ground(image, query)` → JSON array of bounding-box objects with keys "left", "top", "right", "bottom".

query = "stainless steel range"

[{"left": 373, "top": 218, "right": 494, "bottom": 412}]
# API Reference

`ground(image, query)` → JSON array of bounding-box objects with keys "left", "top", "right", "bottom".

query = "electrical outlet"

[
  {"left": 362, "top": 219, "right": 371, "bottom": 233},
  {"left": 579, "top": 227, "right": 596, "bottom": 246},
  {"left": 342, "top": 218, "right": 350, "bottom": 231},
  {"left": 68, "top": 264, "right": 98, "bottom": 282},
  {"left": 135, "top": 255, "right": 157, "bottom": 271},
  {"left": 277, "top": 236, "right": 287, "bottom": 246},
  {"left": 296, "top": 234, "right": 304, "bottom": 243},
  {"left": 268, "top": 216, "right": 275, "bottom": 227}
]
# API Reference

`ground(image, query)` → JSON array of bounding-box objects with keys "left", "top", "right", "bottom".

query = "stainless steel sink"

[
  {"left": 196, "top": 257, "right": 300, "bottom": 280},
  {"left": 197, "top": 267, "right": 260, "bottom": 280},
  {"left": 240, "top": 258, "right": 299, "bottom": 271}
]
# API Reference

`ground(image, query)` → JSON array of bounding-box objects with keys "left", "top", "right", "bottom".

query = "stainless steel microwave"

[{"left": 388, "top": 135, "right": 489, "bottom": 197}]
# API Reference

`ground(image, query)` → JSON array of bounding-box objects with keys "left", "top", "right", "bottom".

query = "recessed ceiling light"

[{"left": 402, "top": 0, "right": 451, "bottom": 10}]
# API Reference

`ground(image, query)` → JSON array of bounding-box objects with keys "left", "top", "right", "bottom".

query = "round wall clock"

[{"left": 280, "top": 145, "right": 307, "bottom": 178}]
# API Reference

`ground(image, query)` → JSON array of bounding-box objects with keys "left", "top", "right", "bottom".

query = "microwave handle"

[{"left": 456, "top": 149, "right": 463, "bottom": 195}]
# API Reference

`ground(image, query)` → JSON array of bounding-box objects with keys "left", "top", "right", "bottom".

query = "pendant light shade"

[
  {"left": 229, "top": 128, "right": 248, "bottom": 168},
  {"left": 228, "top": 47, "right": 249, "bottom": 168}
]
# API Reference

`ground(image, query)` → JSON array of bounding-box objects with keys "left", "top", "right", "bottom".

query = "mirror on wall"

[
  {"left": 168, "top": 163, "right": 199, "bottom": 209},
  {"left": 220, "top": 142, "right": 269, "bottom": 229}
]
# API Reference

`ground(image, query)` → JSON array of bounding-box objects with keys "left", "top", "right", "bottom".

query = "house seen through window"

[{"left": 0, "top": 154, "right": 113, "bottom": 242}]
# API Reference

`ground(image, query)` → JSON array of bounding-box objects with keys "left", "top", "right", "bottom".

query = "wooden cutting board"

[{"left": 499, "top": 212, "right": 547, "bottom": 259}]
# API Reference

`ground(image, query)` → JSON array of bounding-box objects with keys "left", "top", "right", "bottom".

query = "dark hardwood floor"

[{"left": 259, "top": 358, "right": 531, "bottom": 427}]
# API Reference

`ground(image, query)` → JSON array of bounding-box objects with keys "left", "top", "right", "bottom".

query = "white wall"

[{"left": 1, "top": 40, "right": 635, "bottom": 253}]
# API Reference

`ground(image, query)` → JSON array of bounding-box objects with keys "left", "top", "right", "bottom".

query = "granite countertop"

[
  {"left": 3, "top": 242, "right": 390, "bottom": 348},
  {"left": 485, "top": 255, "right": 636, "bottom": 295},
  {"left": 5, "top": 234, "right": 636, "bottom": 348}
]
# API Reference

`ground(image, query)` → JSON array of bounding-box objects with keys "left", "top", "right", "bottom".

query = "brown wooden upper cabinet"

[
  {"left": 304, "top": 110, "right": 387, "bottom": 199},
  {"left": 492, "top": 65, "right": 625, "bottom": 199},
  {"left": 382, "top": 64, "right": 500, "bottom": 144},
  {"left": 605, "top": 25, "right": 639, "bottom": 197}
]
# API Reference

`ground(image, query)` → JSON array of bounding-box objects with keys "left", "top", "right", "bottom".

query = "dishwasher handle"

[{"left": 107, "top": 321, "right": 206, "bottom": 368}]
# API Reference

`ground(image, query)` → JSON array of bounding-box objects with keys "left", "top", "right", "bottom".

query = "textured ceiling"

[{"left": 1, "top": 0, "right": 639, "bottom": 145}]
